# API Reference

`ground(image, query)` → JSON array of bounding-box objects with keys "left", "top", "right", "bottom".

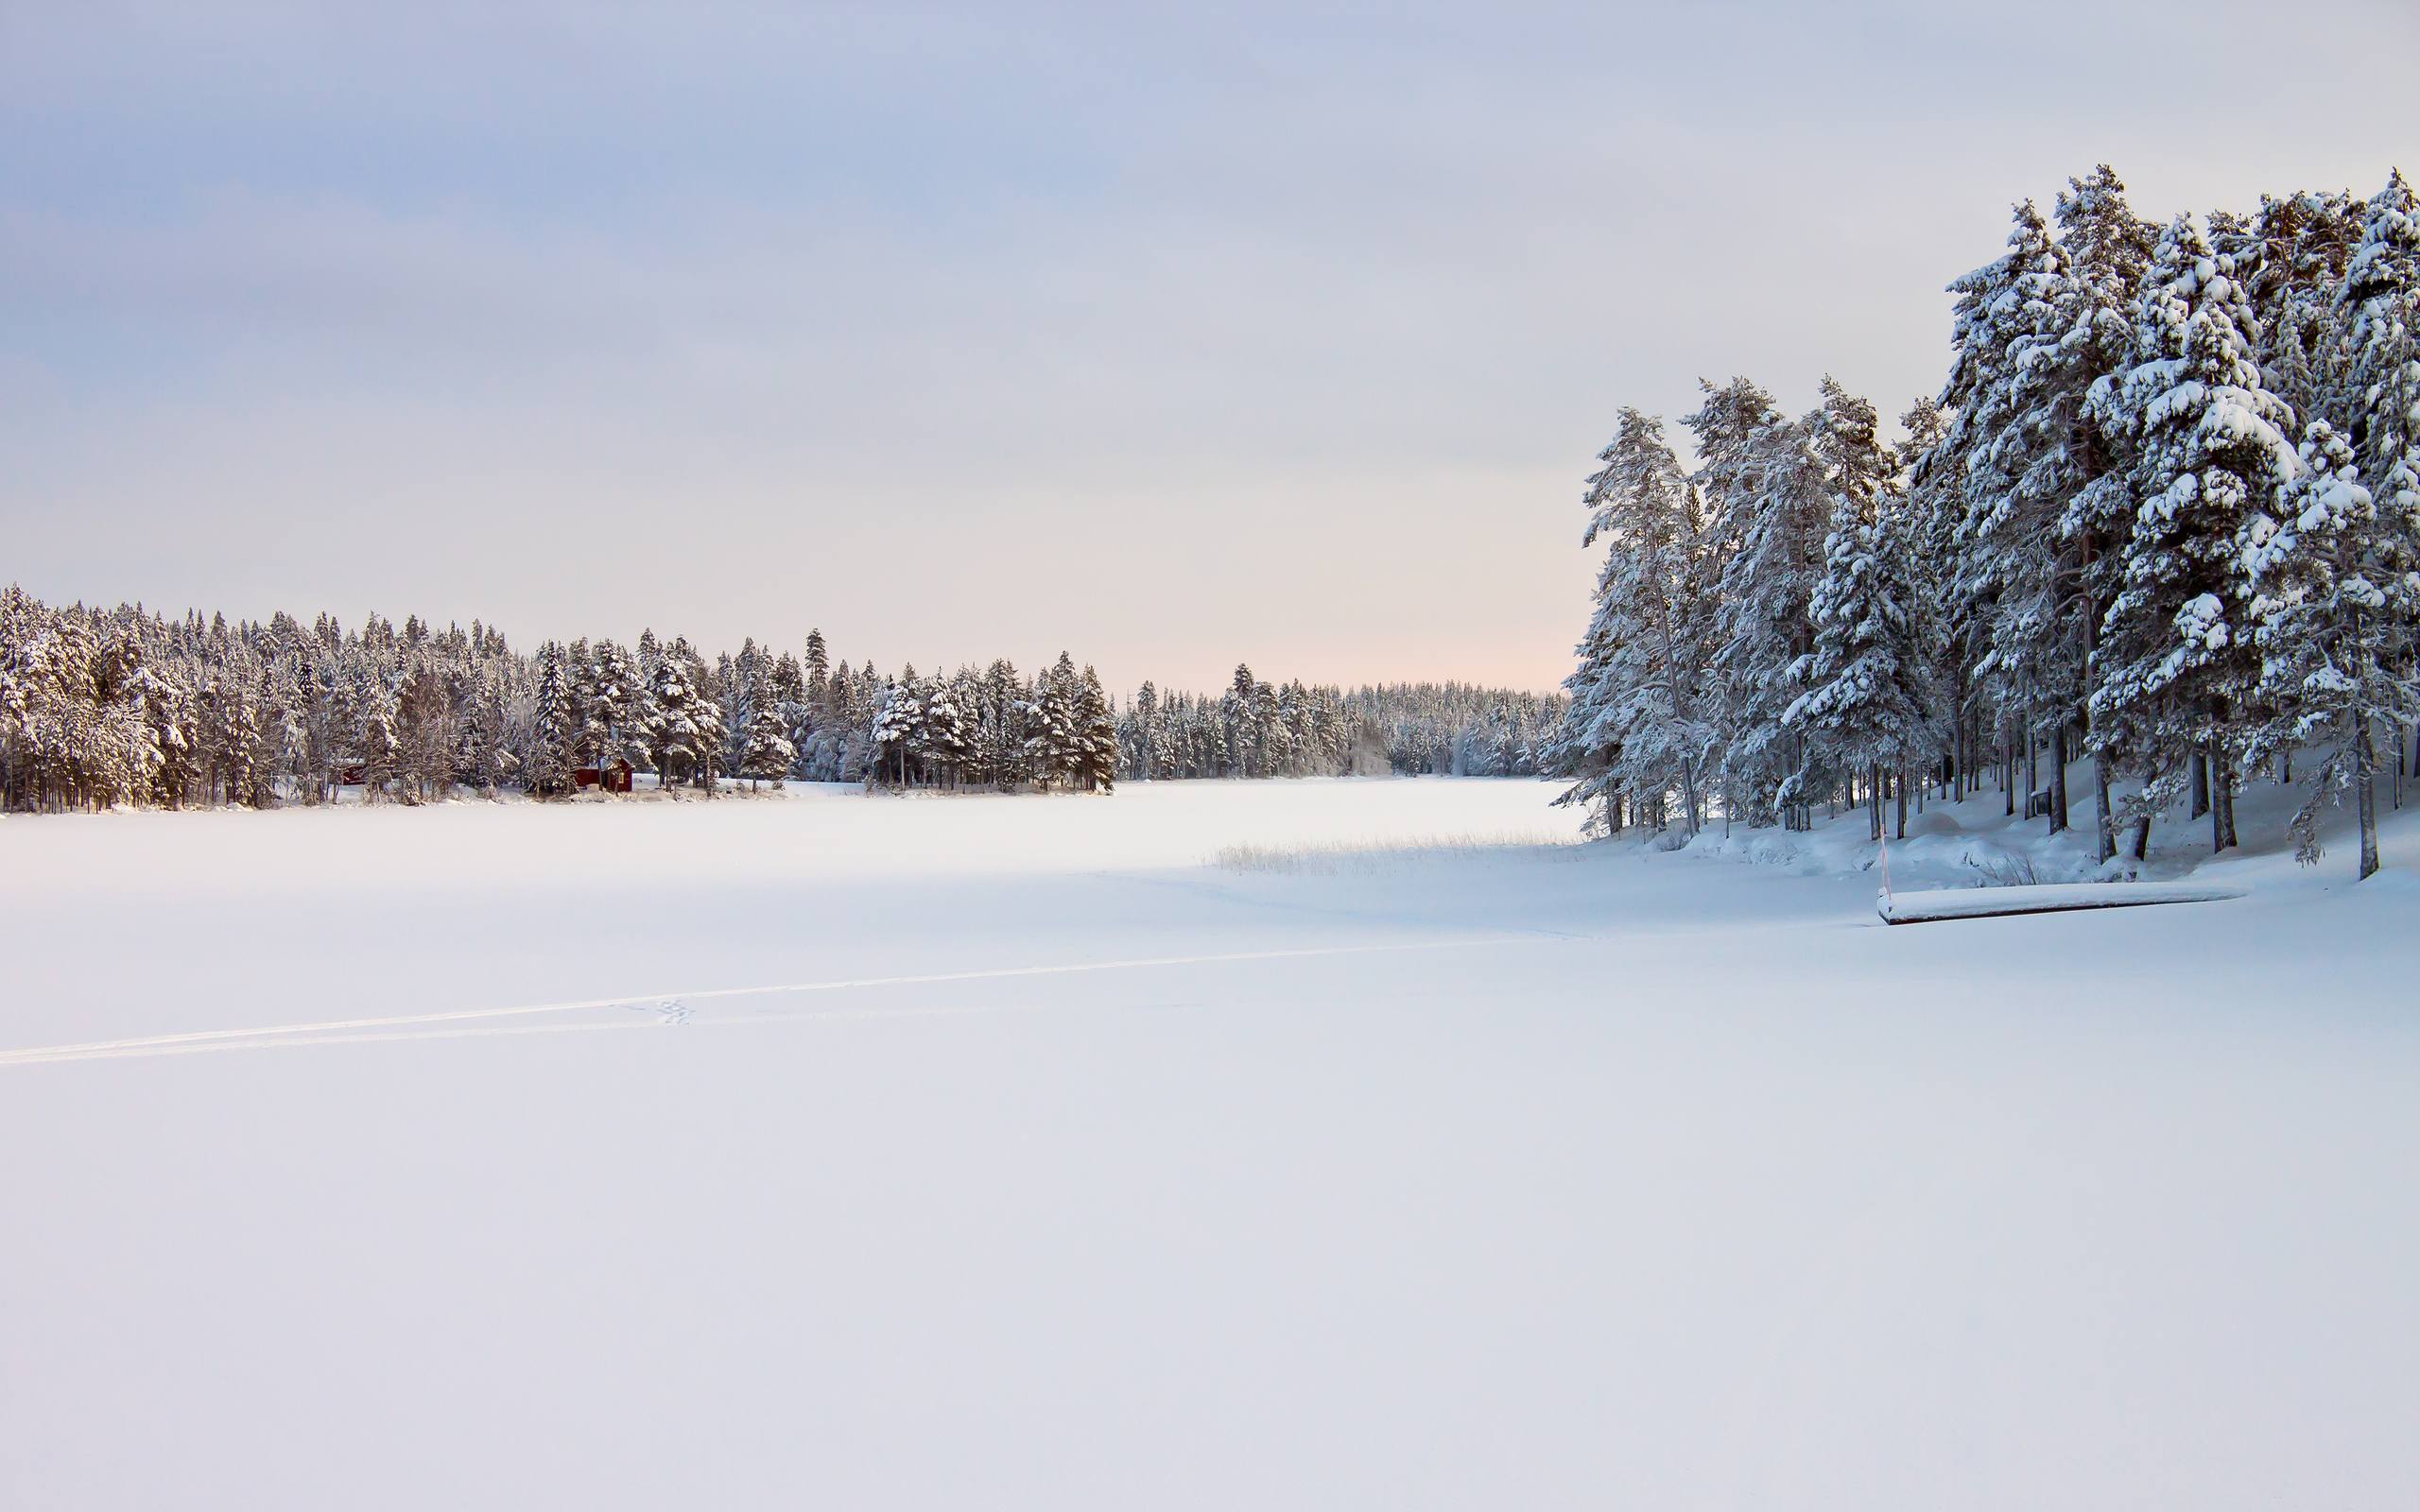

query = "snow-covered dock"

[{"left": 1877, "top": 880, "right": 2248, "bottom": 924}]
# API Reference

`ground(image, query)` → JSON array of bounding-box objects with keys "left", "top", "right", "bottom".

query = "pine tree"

[
  {"left": 2053, "top": 165, "right": 2164, "bottom": 860},
  {"left": 1025, "top": 656, "right": 1080, "bottom": 790},
  {"left": 643, "top": 632, "right": 706, "bottom": 797},
  {"left": 1560, "top": 407, "right": 1711, "bottom": 833},
  {"left": 870, "top": 672, "right": 922, "bottom": 788},
  {"left": 2088, "top": 214, "right": 2300, "bottom": 853},
  {"left": 980, "top": 659, "right": 1025, "bottom": 790},
  {"left": 1957, "top": 202, "right": 2089, "bottom": 835},
  {"left": 526, "top": 641, "right": 577, "bottom": 797},
  {"left": 261, "top": 664, "right": 309, "bottom": 804},
  {"left": 1711, "top": 406, "right": 1830, "bottom": 827},
  {"left": 2240, "top": 421, "right": 2420, "bottom": 876},
  {"left": 920, "top": 672, "right": 977, "bottom": 788},
  {"left": 1132, "top": 680, "right": 1160, "bottom": 782},
  {"left": 804, "top": 627, "right": 831, "bottom": 710},
  {"left": 1075, "top": 666, "right": 1118, "bottom": 793},
  {"left": 357, "top": 668, "right": 401, "bottom": 801},
  {"left": 2341, "top": 172, "right": 2419, "bottom": 591},
  {"left": 1783, "top": 384, "right": 1934, "bottom": 840},
  {"left": 737, "top": 656, "right": 796, "bottom": 789},
  {"left": 2222, "top": 190, "right": 2361, "bottom": 427}
]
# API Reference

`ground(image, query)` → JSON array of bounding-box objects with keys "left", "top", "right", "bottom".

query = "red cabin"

[{"left": 575, "top": 760, "right": 634, "bottom": 794}]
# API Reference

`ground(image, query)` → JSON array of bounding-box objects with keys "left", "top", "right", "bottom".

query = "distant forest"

[{"left": 0, "top": 587, "right": 1562, "bottom": 812}]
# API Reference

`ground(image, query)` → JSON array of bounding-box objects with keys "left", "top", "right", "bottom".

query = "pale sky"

[{"left": 5, "top": 1, "right": 2412, "bottom": 694}]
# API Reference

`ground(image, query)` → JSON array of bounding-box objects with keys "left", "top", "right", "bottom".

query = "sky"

[{"left": 4, "top": 2, "right": 2413, "bottom": 696}]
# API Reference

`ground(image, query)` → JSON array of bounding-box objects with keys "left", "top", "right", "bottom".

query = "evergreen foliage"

[{"left": 1561, "top": 164, "right": 2420, "bottom": 876}]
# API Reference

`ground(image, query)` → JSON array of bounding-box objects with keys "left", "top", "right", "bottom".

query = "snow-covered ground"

[{"left": 2, "top": 776, "right": 2414, "bottom": 1510}]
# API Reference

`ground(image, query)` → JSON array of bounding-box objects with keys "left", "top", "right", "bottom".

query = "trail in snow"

[{"left": 0, "top": 933, "right": 1561, "bottom": 1068}]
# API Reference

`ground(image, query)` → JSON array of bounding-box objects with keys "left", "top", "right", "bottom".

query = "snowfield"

[{"left": 3, "top": 777, "right": 2415, "bottom": 1510}]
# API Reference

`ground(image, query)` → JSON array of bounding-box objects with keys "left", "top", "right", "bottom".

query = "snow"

[
  {"left": 1876, "top": 879, "right": 2247, "bottom": 923},
  {"left": 3, "top": 776, "right": 2416, "bottom": 1510}
]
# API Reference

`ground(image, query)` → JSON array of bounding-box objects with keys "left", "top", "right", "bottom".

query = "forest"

[
  {"left": 1554, "top": 166, "right": 2420, "bottom": 878},
  {"left": 0, "top": 592, "right": 1558, "bottom": 810}
]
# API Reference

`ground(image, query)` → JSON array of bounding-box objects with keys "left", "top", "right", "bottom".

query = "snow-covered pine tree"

[
  {"left": 455, "top": 668, "right": 512, "bottom": 794},
  {"left": 1024, "top": 656, "right": 1080, "bottom": 790},
  {"left": 357, "top": 666, "right": 402, "bottom": 801},
  {"left": 738, "top": 655, "right": 796, "bottom": 789},
  {"left": 683, "top": 639, "right": 726, "bottom": 797},
  {"left": 1959, "top": 201, "right": 2089, "bottom": 834},
  {"left": 977, "top": 659, "right": 1024, "bottom": 791},
  {"left": 2052, "top": 165, "right": 2163, "bottom": 859},
  {"left": 1900, "top": 397, "right": 1965, "bottom": 796},
  {"left": 870, "top": 670, "right": 922, "bottom": 788},
  {"left": 1784, "top": 380, "right": 1934, "bottom": 838},
  {"left": 768, "top": 651, "right": 807, "bottom": 779},
  {"left": 1939, "top": 200, "right": 2047, "bottom": 826},
  {"left": 921, "top": 671, "right": 977, "bottom": 788},
  {"left": 1223, "top": 663, "right": 1260, "bottom": 779},
  {"left": 2240, "top": 421, "right": 2420, "bottom": 877},
  {"left": 526, "top": 640, "right": 577, "bottom": 797},
  {"left": 1075, "top": 665, "right": 1118, "bottom": 793},
  {"left": 642, "top": 632, "right": 705, "bottom": 797},
  {"left": 260, "top": 663, "right": 309, "bottom": 805},
  {"left": 2341, "top": 172, "right": 2419, "bottom": 593},
  {"left": 2221, "top": 190, "right": 2362, "bottom": 429},
  {"left": 1131, "top": 680, "right": 1159, "bottom": 782},
  {"left": 714, "top": 648, "right": 745, "bottom": 778},
  {"left": 804, "top": 628, "right": 831, "bottom": 713},
  {"left": 2339, "top": 174, "right": 2420, "bottom": 800},
  {"left": 2087, "top": 214, "right": 2300, "bottom": 853},
  {"left": 1711, "top": 404, "right": 1830, "bottom": 828},
  {"left": 1560, "top": 407, "right": 1711, "bottom": 834},
  {"left": 1679, "top": 377, "right": 1779, "bottom": 826}
]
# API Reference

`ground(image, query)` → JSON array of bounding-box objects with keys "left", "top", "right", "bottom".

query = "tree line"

[
  {"left": 0, "top": 591, "right": 1564, "bottom": 811},
  {"left": 1554, "top": 165, "right": 2419, "bottom": 878},
  {"left": 1118, "top": 670, "right": 1561, "bottom": 782}
]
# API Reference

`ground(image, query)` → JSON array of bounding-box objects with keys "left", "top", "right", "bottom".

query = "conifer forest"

[
  {"left": 1555, "top": 166, "right": 2420, "bottom": 878},
  {"left": 0, "top": 591, "right": 1559, "bottom": 811}
]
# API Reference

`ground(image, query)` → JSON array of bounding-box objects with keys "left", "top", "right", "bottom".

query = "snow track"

[{"left": 0, "top": 933, "right": 1558, "bottom": 1067}]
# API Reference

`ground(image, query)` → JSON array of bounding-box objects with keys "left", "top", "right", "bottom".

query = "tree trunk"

[
  {"left": 2188, "top": 749, "right": 2209, "bottom": 820},
  {"left": 2358, "top": 715, "right": 2380, "bottom": 881},
  {"left": 2049, "top": 722, "right": 2069, "bottom": 834},
  {"left": 2092, "top": 754, "right": 2116, "bottom": 865}
]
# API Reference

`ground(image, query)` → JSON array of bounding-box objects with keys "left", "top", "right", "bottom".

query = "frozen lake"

[{"left": 2, "top": 777, "right": 2413, "bottom": 1509}]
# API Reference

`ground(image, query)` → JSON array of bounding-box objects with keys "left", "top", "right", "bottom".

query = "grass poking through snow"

[{"left": 1210, "top": 830, "right": 1584, "bottom": 874}]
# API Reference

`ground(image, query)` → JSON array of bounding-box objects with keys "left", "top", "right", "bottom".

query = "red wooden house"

[{"left": 576, "top": 759, "right": 635, "bottom": 794}]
